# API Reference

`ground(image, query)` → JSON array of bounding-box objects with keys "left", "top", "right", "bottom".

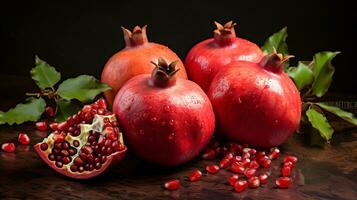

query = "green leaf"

[
  {"left": 55, "top": 99, "right": 80, "bottom": 122},
  {"left": 0, "top": 97, "right": 46, "bottom": 125},
  {"left": 305, "top": 107, "right": 334, "bottom": 141},
  {"left": 30, "top": 56, "right": 61, "bottom": 89},
  {"left": 316, "top": 103, "right": 357, "bottom": 126},
  {"left": 311, "top": 51, "right": 340, "bottom": 97},
  {"left": 287, "top": 62, "right": 314, "bottom": 90},
  {"left": 57, "top": 75, "right": 111, "bottom": 103},
  {"left": 261, "top": 27, "right": 289, "bottom": 56}
]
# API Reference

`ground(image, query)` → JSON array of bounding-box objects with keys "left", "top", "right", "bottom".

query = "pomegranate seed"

[
  {"left": 268, "top": 147, "right": 280, "bottom": 160},
  {"left": 241, "top": 158, "right": 251, "bottom": 167},
  {"left": 81, "top": 146, "right": 93, "bottom": 154},
  {"left": 52, "top": 133, "right": 66, "bottom": 143},
  {"left": 248, "top": 176, "right": 260, "bottom": 188},
  {"left": 189, "top": 169, "right": 202, "bottom": 182},
  {"left": 45, "top": 106, "right": 55, "bottom": 117},
  {"left": 258, "top": 173, "right": 269, "bottom": 184},
  {"left": 73, "top": 140, "right": 80, "bottom": 147},
  {"left": 164, "top": 179, "right": 180, "bottom": 190},
  {"left": 283, "top": 155, "right": 298, "bottom": 165},
  {"left": 249, "top": 148, "right": 257, "bottom": 155},
  {"left": 74, "top": 157, "right": 84, "bottom": 166},
  {"left": 97, "top": 98, "right": 107, "bottom": 109},
  {"left": 283, "top": 161, "right": 294, "bottom": 168},
  {"left": 244, "top": 168, "right": 256, "bottom": 178},
  {"left": 234, "top": 180, "right": 248, "bottom": 192},
  {"left": 40, "top": 143, "right": 48, "bottom": 151},
  {"left": 105, "top": 127, "right": 116, "bottom": 141},
  {"left": 232, "top": 156, "right": 242, "bottom": 163},
  {"left": 231, "top": 162, "right": 245, "bottom": 174},
  {"left": 242, "top": 152, "right": 250, "bottom": 159},
  {"left": 282, "top": 166, "right": 292, "bottom": 177},
  {"left": 202, "top": 149, "right": 215, "bottom": 160},
  {"left": 49, "top": 122, "right": 58, "bottom": 130},
  {"left": 261, "top": 158, "right": 272, "bottom": 168},
  {"left": 206, "top": 165, "right": 220, "bottom": 174},
  {"left": 249, "top": 161, "right": 260, "bottom": 169},
  {"left": 1, "top": 143, "right": 16, "bottom": 153},
  {"left": 256, "top": 151, "right": 266, "bottom": 160},
  {"left": 57, "top": 121, "right": 68, "bottom": 131},
  {"left": 224, "top": 152, "right": 234, "bottom": 160},
  {"left": 36, "top": 121, "right": 48, "bottom": 131},
  {"left": 55, "top": 161, "right": 63, "bottom": 168},
  {"left": 228, "top": 174, "right": 239, "bottom": 186},
  {"left": 276, "top": 177, "right": 291, "bottom": 189},
  {"left": 82, "top": 105, "right": 92, "bottom": 113},
  {"left": 18, "top": 133, "right": 30, "bottom": 145},
  {"left": 219, "top": 158, "right": 230, "bottom": 169},
  {"left": 229, "top": 143, "right": 242, "bottom": 154}
]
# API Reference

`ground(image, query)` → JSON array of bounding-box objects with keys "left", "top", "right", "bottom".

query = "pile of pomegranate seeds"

[{"left": 164, "top": 140, "right": 298, "bottom": 192}]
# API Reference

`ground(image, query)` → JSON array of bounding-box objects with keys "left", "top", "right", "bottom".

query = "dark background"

[{"left": 0, "top": 0, "right": 355, "bottom": 94}]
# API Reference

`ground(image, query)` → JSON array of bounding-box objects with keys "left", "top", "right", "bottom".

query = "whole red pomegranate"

[
  {"left": 185, "top": 21, "right": 264, "bottom": 92},
  {"left": 34, "top": 99, "right": 127, "bottom": 179},
  {"left": 208, "top": 53, "right": 301, "bottom": 148},
  {"left": 101, "top": 25, "right": 187, "bottom": 105},
  {"left": 113, "top": 58, "right": 215, "bottom": 166}
]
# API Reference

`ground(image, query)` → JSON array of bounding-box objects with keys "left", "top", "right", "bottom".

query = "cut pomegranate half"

[{"left": 34, "top": 99, "right": 127, "bottom": 179}]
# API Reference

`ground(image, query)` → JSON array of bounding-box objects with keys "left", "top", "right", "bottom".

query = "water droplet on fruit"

[
  {"left": 169, "top": 119, "right": 174, "bottom": 126},
  {"left": 150, "top": 117, "right": 157, "bottom": 122},
  {"left": 168, "top": 133, "right": 175, "bottom": 140}
]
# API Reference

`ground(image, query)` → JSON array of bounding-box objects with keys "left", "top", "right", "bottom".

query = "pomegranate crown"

[
  {"left": 150, "top": 57, "right": 180, "bottom": 87},
  {"left": 260, "top": 48, "right": 294, "bottom": 73},
  {"left": 213, "top": 21, "right": 237, "bottom": 36},
  {"left": 121, "top": 25, "right": 148, "bottom": 47}
]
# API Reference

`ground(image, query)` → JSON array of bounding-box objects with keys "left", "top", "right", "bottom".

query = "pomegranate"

[
  {"left": 101, "top": 25, "right": 187, "bottom": 106},
  {"left": 208, "top": 52, "right": 301, "bottom": 148},
  {"left": 34, "top": 99, "right": 127, "bottom": 179},
  {"left": 113, "top": 58, "right": 215, "bottom": 166},
  {"left": 185, "top": 21, "right": 264, "bottom": 92}
]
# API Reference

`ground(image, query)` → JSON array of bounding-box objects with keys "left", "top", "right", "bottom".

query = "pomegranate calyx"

[
  {"left": 121, "top": 25, "right": 148, "bottom": 47},
  {"left": 150, "top": 57, "right": 180, "bottom": 87},
  {"left": 259, "top": 50, "right": 294, "bottom": 73},
  {"left": 213, "top": 20, "right": 237, "bottom": 46}
]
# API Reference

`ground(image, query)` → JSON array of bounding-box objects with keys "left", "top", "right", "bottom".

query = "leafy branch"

[
  {"left": 0, "top": 56, "right": 110, "bottom": 125},
  {"left": 262, "top": 27, "right": 357, "bottom": 144}
]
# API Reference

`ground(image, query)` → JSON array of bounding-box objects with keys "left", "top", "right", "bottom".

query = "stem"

[{"left": 213, "top": 21, "right": 236, "bottom": 46}]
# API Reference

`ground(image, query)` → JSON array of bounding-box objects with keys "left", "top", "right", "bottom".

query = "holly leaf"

[
  {"left": 316, "top": 103, "right": 357, "bottom": 126},
  {"left": 287, "top": 62, "right": 314, "bottom": 90},
  {"left": 57, "top": 75, "right": 110, "bottom": 103},
  {"left": 0, "top": 97, "right": 46, "bottom": 125},
  {"left": 30, "top": 56, "right": 61, "bottom": 89},
  {"left": 55, "top": 99, "right": 80, "bottom": 122},
  {"left": 306, "top": 107, "right": 334, "bottom": 141},
  {"left": 311, "top": 51, "right": 340, "bottom": 97},
  {"left": 261, "top": 27, "right": 289, "bottom": 56}
]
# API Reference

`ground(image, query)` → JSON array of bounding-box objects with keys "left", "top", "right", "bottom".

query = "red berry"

[
  {"left": 189, "top": 169, "right": 202, "bottom": 182},
  {"left": 234, "top": 180, "right": 248, "bottom": 192},
  {"left": 45, "top": 106, "right": 55, "bottom": 117},
  {"left": 18, "top": 133, "right": 30, "bottom": 145},
  {"left": 283, "top": 155, "right": 298, "bottom": 165},
  {"left": 202, "top": 149, "right": 215, "bottom": 160},
  {"left": 249, "top": 160, "right": 260, "bottom": 169},
  {"left": 268, "top": 147, "right": 280, "bottom": 160},
  {"left": 49, "top": 122, "right": 58, "bottom": 130},
  {"left": 282, "top": 166, "right": 292, "bottom": 177},
  {"left": 164, "top": 179, "right": 180, "bottom": 190},
  {"left": 248, "top": 176, "right": 260, "bottom": 188},
  {"left": 1, "top": 143, "right": 16, "bottom": 153},
  {"left": 206, "top": 165, "right": 220, "bottom": 174},
  {"left": 228, "top": 174, "right": 239, "bottom": 186},
  {"left": 258, "top": 173, "right": 269, "bottom": 184},
  {"left": 36, "top": 121, "right": 48, "bottom": 131},
  {"left": 244, "top": 168, "right": 256, "bottom": 178},
  {"left": 276, "top": 177, "right": 291, "bottom": 189},
  {"left": 231, "top": 162, "right": 245, "bottom": 174},
  {"left": 283, "top": 161, "right": 294, "bottom": 168}
]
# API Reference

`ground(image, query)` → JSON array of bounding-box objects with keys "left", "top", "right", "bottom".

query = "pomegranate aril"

[
  {"left": 53, "top": 133, "right": 66, "bottom": 143},
  {"left": 40, "top": 143, "right": 48, "bottom": 151},
  {"left": 97, "top": 98, "right": 107, "bottom": 109},
  {"left": 268, "top": 147, "right": 280, "bottom": 160},
  {"left": 219, "top": 158, "right": 230, "bottom": 169},
  {"left": 242, "top": 152, "right": 250, "bottom": 159},
  {"left": 101, "top": 155, "right": 107, "bottom": 163},
  {"left": 62, "top": 142, "right": 69, "bottom": 149},
  {"left": 73, "top": 140, "right": 80, "bottom": 147},
  {"left": 87, "top": 154, "right": 95, "bottom": 163},
  {"left": 74, "top": 157, "right": 84, "bottom": 166},
  {"left": 282, "top": 166, "right": 292, "bottom": 177},
  {"left": 53, "top": 149, "right": 60, "bottom": 155},
  {"left": 57, "top": 121, "right": 68, "bottom": 131},
  {"left": 228, "top": 174, "right": 239, "bottom": 186},
  {"left": 36, "top": 121, "right": 48, "bottom": 131},
  {"left": 106, "top": 147, "right": 113, "bottom": 155},
  {"left": 241, "top": 158, "right": 251, "bottom": 167},
  {"left": 68, "top": 148, "right": 77, "bottom": 155},
  {"left": 256, "top": 151, "right": 266, "bottom": 160},
  {"left": 283, "top": 155, "right": 298, "bottom": 165},
  {"left": 1, "top": 143, "right": 16, "bottom": 153},
  {"left": 49, "top": 122, "right": 58, "bottom": 130},
  {"left": 78, "top": 166, "right": 84, "bottom": 172},
  {"left": 234, "top": 180, "right": 248, "bottom": 192},
  {"left": 18, "top": 133, "right": 30, "bottom": 145},
  {"left": 98, "top": 108, "right": 105, "bottom": 115},
  {"left": 248, "top": 176, "right": 260, "bottom": 188},
  {"left": 244, "top": 168, "right": 256, "bottom": 178},
  {"left": 164, "top": 179, "right": 180, "bottom": 190},
  {"left": 258, "top": 173, "right": 269, "bottom": 184},
  {"left": 95, "top": 162, "right": 102, "bottom": 170},
  {"left": 231, "top": 162, "right": 245, "bottom": 174},
  {"left": 45, "top": 106, "right": 55, "bottom": 117},
  {"left": 261, "top": 158, "right": 272, "bottom": 168},
  {"left": 48, "top": 154, "right": 55, "bottom": 161},
  {"left": 232, "top": 156, "right": 242, "bottom": 163},
  {"left": 80, "top": 153, "right": 87, "bottom": 161},
  {"left": 62, "top": 157, "right": 71, "bottom": 164},
  {"left": 82, "top": 146, "right": 93, "bottom": 154},
  {"left": 283, "top": 161, "right": 294, "bottom": 168},
  {"left": 70, "top": 165, "right": 78, "bottom": 172},
  {"left": 202, "top": 149, "right": 215, "bottom": 160},
  {"left": 249, "top": 161, "right": 260, "bottom": 169},
  {"left": 276, "top": 177, "right": 291, "bottom": 189},
  {"left": 189, "top": 169, "right": 202, "bottom": 182},
  {"left": 60, "top": 150, "right": 69, "bottom": 157},
  {"left": 55, "top": 161, "right": 63, "bottom": 168},
  {"left": 206, "top": 165, "right": 220, "bottom": 174}
]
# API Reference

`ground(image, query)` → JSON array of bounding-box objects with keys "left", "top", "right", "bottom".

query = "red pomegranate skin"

[
  {"left": 113, "top": 61, "right": 215, "bottom": 166},
  {"left": 101, "top": 25, "right": 187, "bottom": 105},
  {"left": 185, "top": 21, "right": 264, "bottom": 92},
  {"left": 208, "top": 54, "right": 301, "bottom": 148}
]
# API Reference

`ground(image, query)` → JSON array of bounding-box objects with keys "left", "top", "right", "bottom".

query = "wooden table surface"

[{"left": 0, "top": 83, "right": 356, "bottom": 199}]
